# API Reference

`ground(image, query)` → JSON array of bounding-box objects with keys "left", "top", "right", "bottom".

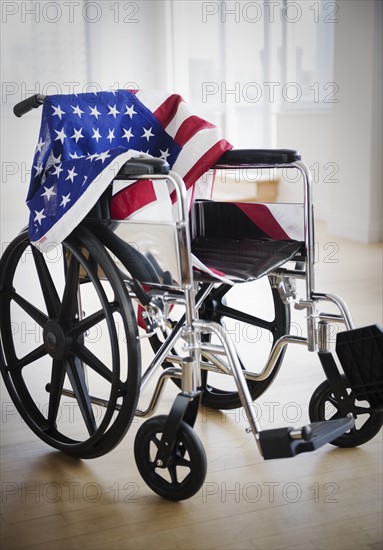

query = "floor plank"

[{"left": 1, "top": 223, "right": 382, "bottom": 549}]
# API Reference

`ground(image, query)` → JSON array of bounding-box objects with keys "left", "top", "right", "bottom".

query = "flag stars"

[
  {"left": 122, "top": 127, "right": 134, "bottom": 142},
  {"left": 69, "top": 152, "right": 85, "bottom": 159},
  {"left": 51, "top": 153, "right": 62, "bottom": 164},
  {"left": 86, "top": 153, "right": 99, "bottom": 162},
  {"left": 34, "top": 209, "right": 46, "bottom": 225},
  {"left": 54, "top": 128, "right": 67, "bottom": 144},
  {"left": 89, "top": 105, "right": 101, "bottom": 119},
  {"left": 71, "top": 127, "right": 84, "bottom": 143},
  {"left": 92, "top": 128, "right": 102, "bottom": 142},
  {"left": 82, "top": 176, "right": 88, "bottom": 186},
  {"left": 66, "top": 166, "right": 78, "bottom": 183},
  {"left": 107, "top": 128, "right": 115, "bottom": 143},
  {"left": 159, "top": 148, "right": 170, "bottom": 161},
  {"left": 71, "top": 105, "right": 84, "bottom": 118},
  {"left": 60, "top": 194, "right": 71, "bottom": 208},
  {"left": 41, "top": 186, "right": 56, "bottom": 201},
  {"left": 124, "top": 104, "right": 137, "bottom": 119},
  {"left": 51, "top": 163, "right": 63, "bottom": 178},
  {"left": 141, "top": 127, "right": 154, "bottom": 141},
  {"left": 52, "top": 105, "right": 66, "bottom": 119},
  {"left": 34, "top": 163, "right": 44, "bottom": 176},
  {"left": 35, "top": 137, "right": 45, "bottom": 153},
  {"left": 96, "top": 151, "right": 112, "bottom": 163},
  {"left": 107, "top": 104, "right": 120, "bottom": 119}
]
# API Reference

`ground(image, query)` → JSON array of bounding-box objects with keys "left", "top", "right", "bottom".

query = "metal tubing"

[
  {"left": 181, "top": 356, "right": 196, "bottom": 394},
  {"left": 269, "top": 268, "right": 307, "bottom": 280},
  {"left": 136, "top": 172, "right": 188, "bottom": 225},
  {"left": 194, "top": 320, "right": 264, "bottom": 447},
  {"left": 292, "top": 161, "right": 315, "bottom": 300},
  {"left": 243, "top": 334, "right": 308, "bottom": 381},
  {"left": 139, "top": 284, "right": 214, "bottom": 394},
  {"left": 312, "top": 292, "right": 355, "bottom": 330},
  {"left": 319, "top": 313, "right": 349, "bottom": 325},
  {"left": 318, "top": 320, "right": 329, "bottom": 352},
  {"left": 59, "top": 388, "right": 121, "bottom": 410},
  {"left": 136, "top": 367, "right": 183, "bottom": 417},
  {"left": 59, "top": 367, "right": 183, "bottom": 419},
  {"left": 139, "top": 321, "right": 185, "bottom": 393}
]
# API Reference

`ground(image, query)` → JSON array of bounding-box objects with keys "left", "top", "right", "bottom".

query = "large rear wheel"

[{"left": 0, "top": 226, "right": 140, "bottom": 458}]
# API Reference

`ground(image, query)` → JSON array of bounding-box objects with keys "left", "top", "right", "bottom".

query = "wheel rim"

[
  {"left": 309, "top": 376, "right": 383, "bottom": 446},
  {"left": 0, "top": 229, "right": 140, "bottom": 457},
  {"left": 134, "top": 415, "right": 207, "bottom": 501},
  {"left": 201, "top": 279, "right": 289, "bottom": 403}
]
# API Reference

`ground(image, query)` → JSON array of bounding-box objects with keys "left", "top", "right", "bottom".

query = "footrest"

[
  {"left": 336, "top": 324, "right": 383, "bottom": 409},
  {"left": 259, "top": 416, "right": 355, "bottom": 460}
]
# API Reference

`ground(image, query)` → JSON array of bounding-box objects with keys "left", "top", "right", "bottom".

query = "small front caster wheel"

[
  {"left": 134, "top": 415, "right": 207, "bottom": 501},
  {"left": 309, "top": 375, "right": 383, "bottom": 447}
]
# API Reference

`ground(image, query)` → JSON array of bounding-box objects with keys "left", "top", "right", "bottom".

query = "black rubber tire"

[
  {"left": 134, "top": 415, "right": 207, "bottom": 501},
  {"left": 0, "top": 226, "right": 140, "bottom": 458},
  {"left": 87, "top": 222, "right": 161, "bottom": 284},
  {"left": 309, "top": 375, "right": 383, "bottom": 447}
]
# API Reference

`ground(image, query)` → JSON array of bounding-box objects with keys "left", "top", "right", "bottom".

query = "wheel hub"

[{"left": 43, "top": 320, "right": 71, "bottom": 360}]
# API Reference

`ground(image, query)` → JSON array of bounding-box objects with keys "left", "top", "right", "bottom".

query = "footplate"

[
  {"left": 336, "top": 324, "right": 383, "bottom": 410},
  {"left": 259, "top": 416, "right": 355, "bottom": 460}
]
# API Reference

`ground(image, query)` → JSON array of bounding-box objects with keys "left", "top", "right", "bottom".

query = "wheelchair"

[{"left": 1, "top": 93, "right": 382, "bottom": 501}]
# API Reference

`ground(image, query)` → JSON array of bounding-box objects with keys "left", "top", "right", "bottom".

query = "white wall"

[
  {"left": 328, "top": 0, "right": 382, "bottom": 242},
  {"left": 276, "top": 111, "right": 333, "bottom": 222},
  {"left": 275, "top": 0, "right": 382, "bottom": 243},
  {"left": 85, "top": 0, "right": 169, "bottom": 91}
]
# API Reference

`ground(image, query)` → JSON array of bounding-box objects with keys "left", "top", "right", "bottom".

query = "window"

[{"left": 168, "top": 0, "right": 336, "bottom": 147}]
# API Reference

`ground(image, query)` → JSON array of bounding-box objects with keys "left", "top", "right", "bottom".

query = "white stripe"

[
  {"left": 135, "top": 89, "right": 172, "bottom": 115},
  {"left": 172, "top": 127, "right": 223, "bottom": 178},
  {"left": 165, "top": 101, "right": 192, "bottom": 137},
  {"left": 266, "top": 203, "right": 305, "bottom": 241}
]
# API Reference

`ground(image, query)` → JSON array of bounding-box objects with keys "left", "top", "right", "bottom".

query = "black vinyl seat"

[
  {"left": 192, "top": 237, "right": 304, "bottom": 282},
  {"left": 191, "top": 200, "right": 305, "bottom": 282}
]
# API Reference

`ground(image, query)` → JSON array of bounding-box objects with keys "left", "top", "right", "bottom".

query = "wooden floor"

[{"left": 1, "top": 224, "right": 382, "bottom": 550}]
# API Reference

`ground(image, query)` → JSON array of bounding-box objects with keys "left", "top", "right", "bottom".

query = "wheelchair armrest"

[
  {"left": 214, "top": 149, "right": 301, "bottom": 167},
  {"left": 114, "top": 157, "right": 170, "bottom": 179}
]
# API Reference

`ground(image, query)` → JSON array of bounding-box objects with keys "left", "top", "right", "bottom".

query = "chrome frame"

[{"left": 124, "top": 163, "right": 356, "bottom": 446}]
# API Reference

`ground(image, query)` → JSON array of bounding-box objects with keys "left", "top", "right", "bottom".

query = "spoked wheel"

[
  {"left": 134, "top": 415, "right": 207, "bottom": 501},
  {"left": 150, "top": 278, "right": 290, "bottom": 410},
  {"left": 0, "top": 226, "right": 140, "bottom": 458},
  {"left": 309, "top": 375, "right": 383, "bottom": 447}
]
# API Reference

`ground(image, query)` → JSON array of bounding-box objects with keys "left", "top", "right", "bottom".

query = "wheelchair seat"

[
  {"left": 192, "top": 237, "right": 303, "bottom": 282},
  {"left": 191, "top": 200, "right": 305, "bottom": 282}
]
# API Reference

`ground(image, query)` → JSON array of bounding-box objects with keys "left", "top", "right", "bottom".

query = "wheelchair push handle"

[{"left": 13, "top": 94, "right": 45, "bottom": 118}]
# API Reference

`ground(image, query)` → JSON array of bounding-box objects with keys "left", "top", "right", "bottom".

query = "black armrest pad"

[
  {"left": 214, "top": 149, "right": 301, "bottom": 167},
  {"left": 114, "top": 157, "right": 170, "bottom": 178}
]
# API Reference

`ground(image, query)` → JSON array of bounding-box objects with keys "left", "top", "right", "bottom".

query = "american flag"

[{"left": 27, "top": 89, "right": 232, "bottom": 249}]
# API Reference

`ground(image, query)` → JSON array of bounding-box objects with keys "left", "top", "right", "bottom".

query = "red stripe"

[
  {"left": 153, "top": 94, "right": 183, "bottom": 128},
  {"left": 110, "top": 180, "right": 156, "bottom": 219},
  {"left": 234, "top": 203, "right": 291, "bottom": 240},
  {"left": 170, "top": 140, "right": 232, "bottom": 203},
  {"left": 183, "top": 140, "right": 233, "bottom": 190},
  {"left": 174, "top": 116, "right": 215, "bottom": 147}
]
